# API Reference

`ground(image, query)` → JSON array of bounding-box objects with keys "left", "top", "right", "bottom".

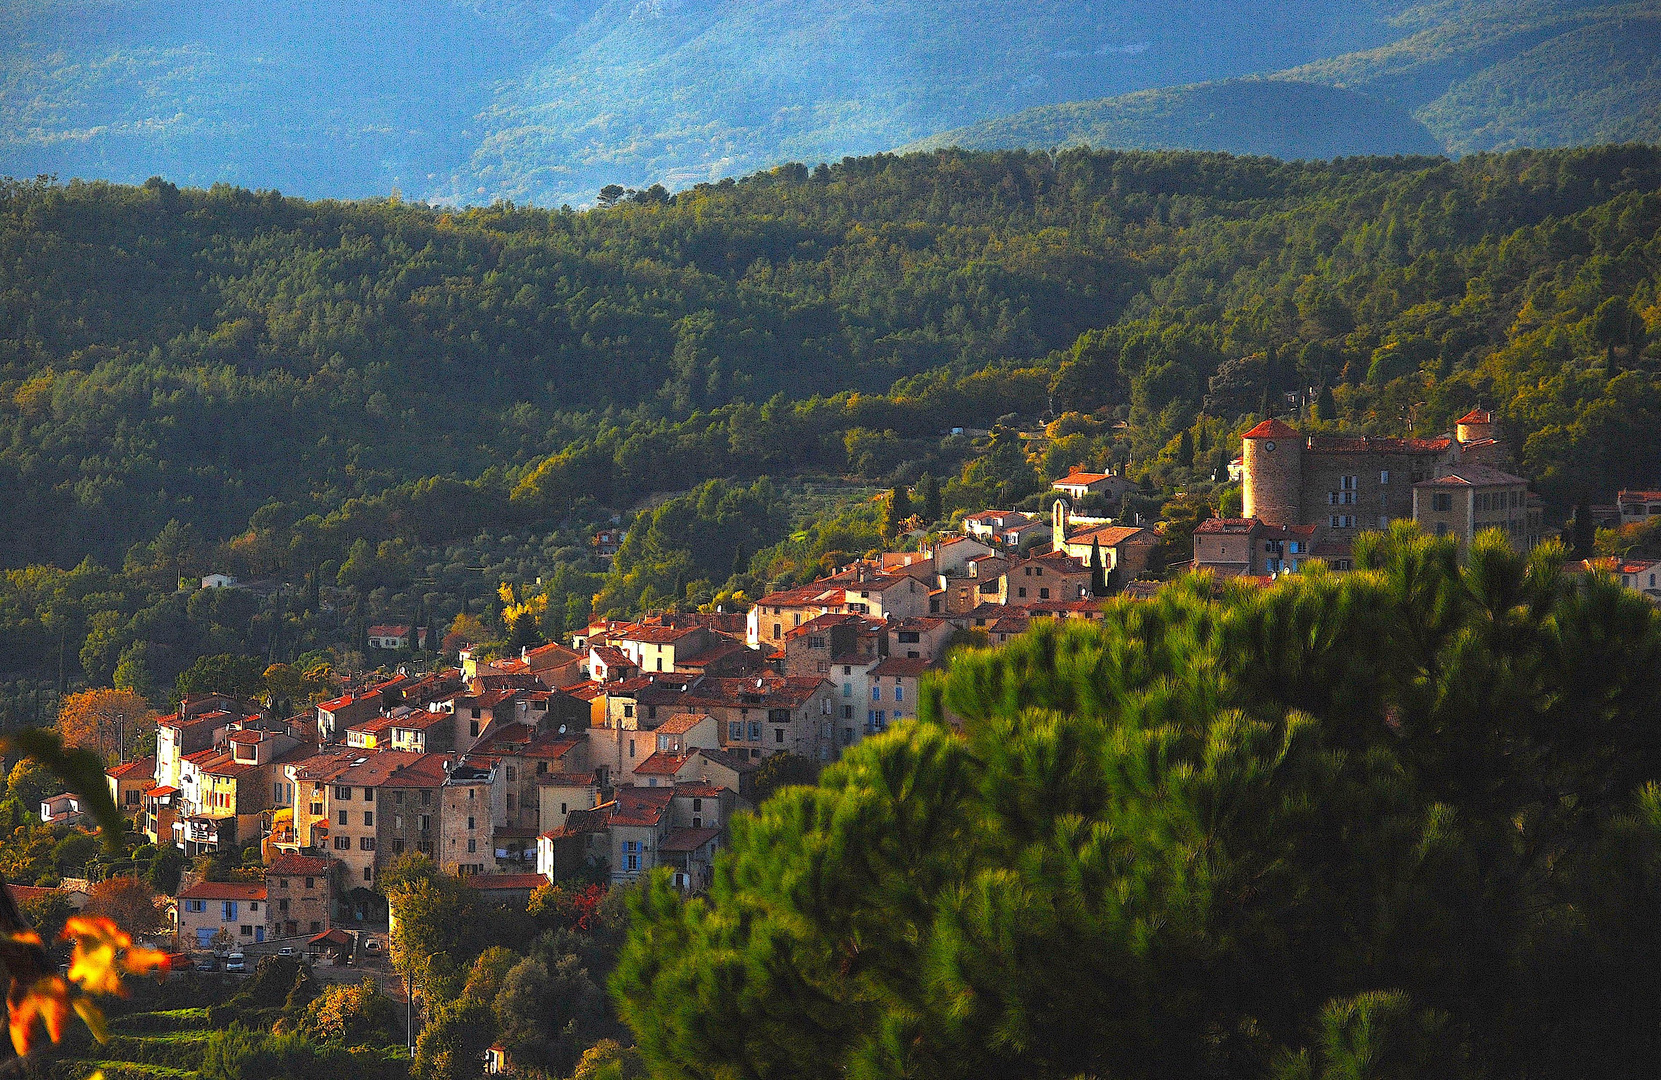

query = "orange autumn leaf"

[
  {"left": 60, "top": 915, "right": 165, "bottom": 996},
  {"left": 8, "top": 975, "right": 71, "bottom": 1056}
]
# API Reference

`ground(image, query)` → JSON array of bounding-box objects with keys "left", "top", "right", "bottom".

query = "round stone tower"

[
  {"left": 1241, "top": 418, "right": 1303, "bottom": 526},
  {"left": 1455, "top": 407, "right": 1494, "bottom": 444}
]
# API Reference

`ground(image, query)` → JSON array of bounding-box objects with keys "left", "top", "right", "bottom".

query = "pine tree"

[{"left": 616, "top": 527, "right": 1661, "bottom": 1080}]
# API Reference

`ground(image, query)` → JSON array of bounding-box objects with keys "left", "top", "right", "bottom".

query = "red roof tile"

[{"left": 1242, "top": 418, "right": 1299, "bottom": 439}]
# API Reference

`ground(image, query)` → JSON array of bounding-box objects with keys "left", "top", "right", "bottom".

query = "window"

[
  {"left": 304, "top": 877, "right": 314, "bottom": 889},
  {"left": 1380, "top": 470, "right": 1390, "bottom": 485},
  {"left": 421, "top": 790, "right": 431, "bottom": 806},
  {"left": 775, "top": 728, "right": 785, "bottom": 744},
  {"left": 1433, "top": 493, "right": 1452, "bottom": 512},
  {"left": 1039, "top": 588, "right": 1050, "bottom": 599},
  {"left": 507, "top": 793, "right": 515, "bottom": 811},
  {"left": 623, "top": 704, "right": 634, "bottom": 718},
  {"left": 240, "top": 925, "right": 252, "bottom": 936},
  {"left": 467, "top": 815, "right": 476, "bottom": 831},
  {"left": 363, "top": 811, "right": 373, "bottom": 827},
  {"left": 392, "top": 839, "right": 405, "bottom": 853},
  {"left": 871, "top": 685, "right": 881, "bottom": 702},
  {"left": 336, "top": 786, "right": 351, "bottom": 801},
  {"left": 334, "top": 836, "right": 350, "bottom": 850},
  {"left": 772, "top": 624, "right": 781, "bottom": 640},
  {"left": 362, "top": 788, "right": 372, "bottom": 801},
  {"left": 894, "top": 685, "right": 904, "bottom": 702},
  {"left": 842, "top": 682, "right": 851, "bottom": 697},
  {"left": 467, "top": 838, "right": 476, "bottom": 853},
  {"left": 420, "top": 815, "right": 430, "bottom": 832},
  {"left": 506, "top": 766, "right": 516, "bottom": 782},
  {"left": 337, "top": 810, "right": 348, "bottom": 826},
  {"left": 1017, "top": 587, "right": 1027, "bottom": 598},
  {"left": 628, "top": 739, "right": 636, "bottom": 759},
  {"left": 536, "top": 761, "right": 547, "bottom": 775},
  {"left": 748, "top": 721, "right": 761, "bottom": 740},
  {"left": 842, "top": 705, "right": 853, "bottom": 719},
  {"left": 729, "top": 721, "right": 743, "bottom": 741},
  {"left": 310, "top": 921, "right": 322, "bottom": 933},
  {"left": 470, "top": 707, "right": 482, "bottom": 719},
  {"left": 1341, "top": 475, "right": 1356, "bottom": 490},
  {"left": 186, "top": 899, "right": 205, "bottom": 913},
  {"left": 273, "top": 782, "right": 283, "bottom": 801},
  {"left": 279, "top": 898, "right": 290, "bottom": 913},
  {"left": 222, "top": 901, "right": 237, "bottom": 921},
  {"left": 470, "top": 720, "right": 480, "bottom": 737}
]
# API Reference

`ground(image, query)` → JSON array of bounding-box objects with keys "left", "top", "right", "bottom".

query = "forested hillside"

[
  {"left": 1, "top": 144, "right": 1659, "bottom": 712},
  {"left": 1284, "top": 0, "right": 1661, "bottom": 152},
  {"left": 906, "top": 79, "right": 1441, "bottom": 160}
]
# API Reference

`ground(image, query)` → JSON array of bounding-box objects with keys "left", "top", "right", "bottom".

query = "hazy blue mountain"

[
  {"left": 905, "top": 79, "right": 1441, "bottom": 160},
  {"left": 1282, "top": 0, "right": 1661, "bottom": 152},
  {"left": 2, "top": 0, "right": 1411, "bottom": 204},
  {"left": 4, "top": 1, "right": 1657, "bottom": 206}
]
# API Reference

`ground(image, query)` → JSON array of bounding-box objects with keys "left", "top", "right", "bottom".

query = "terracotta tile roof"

[
  {"left": 611, "top": 787, "right": 674, "bottom": 827},
  {"left": 379, "top": 754, "right": 454, "bottom": 789},
  {"left": 106, "top": 757, "right": 155, "bottom": 780},
  {"left": 1456, "top": 408, "right": 1492, "bottom": 425},
  {"left": 683, "top": 674, "right": 827, "bottom": 710},
  {"left": 179, "top": 881, "right": 266, "bottom": 901},
  {"left": 618, "top": 623, "right": 703, "bottom": 644},
  {"left": 632, "top": 751, "right": 690, "bottom": 776},
  {"left": 463, "top": 874, "right": 548, "bottom": 891},
  {"left": 658, "top": 826, "right": 722, "bottom": 853},
  {"left": 310, "top": 927, "right": 352, "bottom": 945},
  {"left": 289, "top": 750, "right": 361, "bottom": 782},
  {"left": 1617, "top": 490, "right": 1661, "bottom": 501},
  {"left": 335, "top": 750, "right": 429, "bottom": 787},
  {"left": 1242, "top": 418, "right": 1299, "bottom": 439},
  {"left": 1306, "top": 435, "right": 1452, "bottom": 454},
  {"left": 317, "top": 690, "right": 380, "bottom": 713},
  {"left": 347, "top": 715, "right": 397, "bottom": 735},
  {"left": 538, "top": 771, "right": 599, "bottom": 787},
  {"left": 690, "top": 747, "right": 758, "bottom": 773},
  {"left": 870, "top": 657, "right": 931, "bottom": 677},
  {"left": 1064, "top": 524, "right": 1149, "bottom": 546},
  {"left": 266, "top": 854, "right": 331, "bottom": 876},
  {"left": 1414, "top": 465, "right": 1526, "bottom": 487},
  {"left": 367, "top": 624, "right": 412, "bottom": 637},
  {"left": 391, "top": 710, "right": 452, "bottom": 731},
  {"left": 673, "top": 782, "right": 726, "bottom": 799},
  {"left": 656, "top": 712, "right": 713, "bottom": 735}
]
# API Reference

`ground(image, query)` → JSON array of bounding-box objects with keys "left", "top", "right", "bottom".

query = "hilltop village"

[{"left": 40, "top": 406, "right": 1656, "bottom": 964}]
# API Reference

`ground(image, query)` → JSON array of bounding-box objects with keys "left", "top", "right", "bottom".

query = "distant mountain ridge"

[
  {"left": 908, "top": 0, "right": 1661, "bottom": 161},
  {"left": 1, "top": 1, "right": 1657, "bottom": 204},
  {"left": 905, "top": 80, "right": 1442, "bottom": 161}
]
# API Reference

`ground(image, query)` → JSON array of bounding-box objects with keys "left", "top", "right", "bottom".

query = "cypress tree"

[
  {"left": 917, "top": 473, "right": 942, "bottom": 523},
  {"left": 1089, "top": 537, "right": 1107, "bottom": 597}
]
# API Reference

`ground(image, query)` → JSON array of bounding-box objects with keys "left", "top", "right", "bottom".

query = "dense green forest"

[
  {"left": 618, "top": 527, "right": 1661, "bottom": 1079},
  {"left": 1, "top": 144, "right": 1660, "bottom": 712},
  {"left": 908, "top": 78, "right": 1442, "bottom": 161}
]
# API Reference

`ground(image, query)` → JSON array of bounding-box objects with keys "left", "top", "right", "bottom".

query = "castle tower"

[
  {"left": 1455, "top": 407, "right": 1494, "bottom": 445},
  {"left": 1241, "top": 418, "right": 1302, "bottom": 526}
]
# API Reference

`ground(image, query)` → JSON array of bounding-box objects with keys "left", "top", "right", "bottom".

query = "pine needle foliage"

[{"left": 616, "top": 525, "right": 1661, "bottom": 1080}]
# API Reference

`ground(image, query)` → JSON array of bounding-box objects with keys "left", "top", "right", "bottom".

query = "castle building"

[{"left": 1210, "top": 409, "right": 1538, "bottom": 576}]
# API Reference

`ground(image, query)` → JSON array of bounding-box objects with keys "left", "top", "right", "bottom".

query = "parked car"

[
  {"left": 165, "top": 953, "right": 194, "bottom": 971},
  {"left": 194, "top": 953, "right": 219, "bottom": 971},
  {"left": 277, "top": 946, "right": 296, "bottom": 957},
  {"left": 225, "top": 952, "right": 246, "bottom": 973},
  {"left": 363, "top": 937, "right": 382, "bottom": 954}
]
